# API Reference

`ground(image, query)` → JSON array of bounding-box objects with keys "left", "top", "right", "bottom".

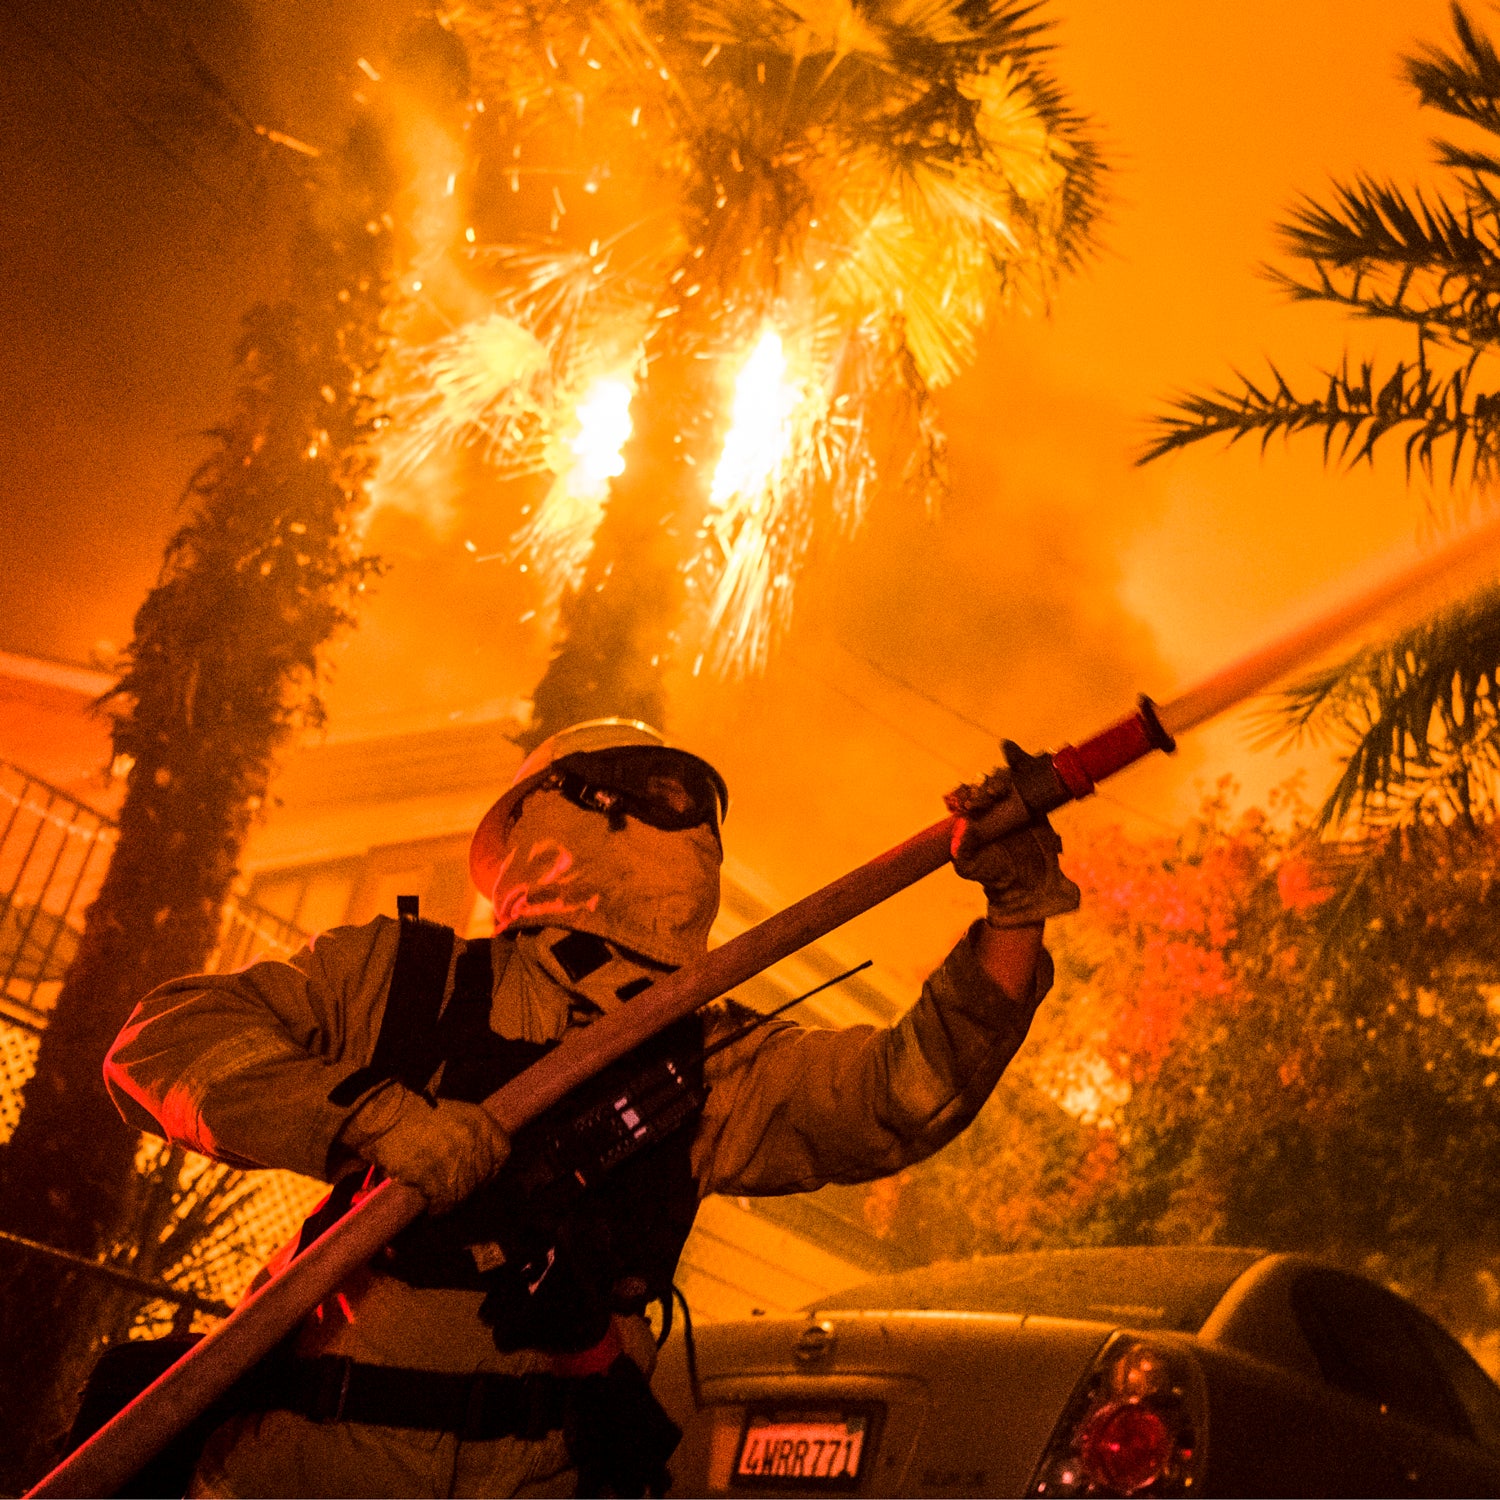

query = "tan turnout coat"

[{"left": 104, "top": 917, "right": 1049, "bottom": 1498}]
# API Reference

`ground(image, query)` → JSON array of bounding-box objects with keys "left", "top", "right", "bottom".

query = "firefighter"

[{"left": 104, "top": 718, "right": 1080, "bottom": 1499}]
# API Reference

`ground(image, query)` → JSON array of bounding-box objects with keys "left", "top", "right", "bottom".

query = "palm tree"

[
  {"left": 1141, "top": 2, "right": 1500, "bottom": 826},
  {"left": 0, "top": 131, "right": 388, "bottom": 1489},
  {"left": 394, "top": 0, "right": 1101, "bottom": 743}
]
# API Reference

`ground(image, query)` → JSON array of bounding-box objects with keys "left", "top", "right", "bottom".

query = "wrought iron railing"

[
  {"left": 207, "top": 894, "right": 310, "bottom": 974},
  {"left": 0, "top": 758, "right": 330, "bottom": 1328},
  {"left": 0, "top": 763, "right": 115, "bottom": 1029},
  {"left": 0, "top": 751, "right": 321, "bottom": 1193}
]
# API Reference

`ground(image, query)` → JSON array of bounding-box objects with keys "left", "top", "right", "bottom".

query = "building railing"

[
  {"left": 0, "top": 758, "right": 327, "bottom": 1327},
  {"left": 0, "top": 763, "right": 116, "bottom": 1028},
  {"left": 0, "top": 759, "right": 311, "bottom": 1137},
  {"left": 207, "top": 895, "right": 310, "bottom": 974}
]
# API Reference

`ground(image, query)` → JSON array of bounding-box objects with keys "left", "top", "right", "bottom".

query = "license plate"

[{"left": 733, "top": 1410, "right": 869, "bottom": 1486}]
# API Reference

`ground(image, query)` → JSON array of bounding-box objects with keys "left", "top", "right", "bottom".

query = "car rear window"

[
  {"left": 1291, "top": 1268, "right": 1500, "bottom": 1448},
  {"left": 811, "top": 1247, "right": 1263, "bottom": 1333}
]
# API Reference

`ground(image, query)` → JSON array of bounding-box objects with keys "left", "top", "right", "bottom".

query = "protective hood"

[{"left": 486, "top": 788, "right": 721, "bottom": 968}]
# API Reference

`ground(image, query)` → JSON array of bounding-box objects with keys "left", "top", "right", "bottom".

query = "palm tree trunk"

[
  {"left": 0, "top": 204, "right": 389, "bottom": 1496},
  {"left": 525, "top": 311, "right": 727, "bottom": 744}
]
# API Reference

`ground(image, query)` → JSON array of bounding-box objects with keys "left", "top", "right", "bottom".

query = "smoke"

[
  {"left": 0, "top": 0, "right": 419, "bottom": 668},
  {"left": 821, "top": 348, "right": 1166, "bottom": 750},
  {"left": 661, "top": 340, "right": 1178, "bottom": 989},
  {"left": 5, "top": 0, "right": 1450, "bottom": 994}
]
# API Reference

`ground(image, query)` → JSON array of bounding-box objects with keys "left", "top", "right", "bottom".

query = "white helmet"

[{"left": 469, "top": 717, "right": 729, "bottom": 899}]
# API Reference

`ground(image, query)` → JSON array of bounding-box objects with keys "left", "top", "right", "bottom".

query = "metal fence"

[
  {"left": 208, "top": 894, "right": 311, "bottom": 975},
  {"left": 0, "top": 759, "right": 328, "bottom": 1326},
  {"left": 0, "top": 760, "right": 315, "bottom": 1144},
  {"left": 0, "top": 762, "right": 115, "bottom": 1031},
  {"left": 0, "top": 763, "right": 117, "bottom": 1144}
]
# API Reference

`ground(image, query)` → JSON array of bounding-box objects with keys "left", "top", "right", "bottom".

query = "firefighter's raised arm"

[{"left": 693, "top": 766, "right": 1078, "bottom": 1197}]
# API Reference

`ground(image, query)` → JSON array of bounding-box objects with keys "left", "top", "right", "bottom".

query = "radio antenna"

[{"left": 703, "top": 959, "right": 875, "bottom": 1061}]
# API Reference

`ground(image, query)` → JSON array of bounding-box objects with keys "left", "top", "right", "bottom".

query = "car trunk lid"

[{"left": 658, "top": 1311, "right": 1114, "bottom": 1496}]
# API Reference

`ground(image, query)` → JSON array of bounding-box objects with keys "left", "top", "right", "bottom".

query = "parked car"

[{"left": 654, "top": 1246, "right": 1500, "bottom": 1497}]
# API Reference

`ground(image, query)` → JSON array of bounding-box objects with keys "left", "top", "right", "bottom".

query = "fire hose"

[{"left": 28, "top": 511, "right": 1500, "bottom": 1498}]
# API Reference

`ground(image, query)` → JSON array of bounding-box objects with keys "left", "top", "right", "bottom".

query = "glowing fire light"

[
  {"left": 511, "top": 374, "right": 635, "bottom": 606},
  {"left": 711, "top": 331, "right": 799, "bottom": 503},
  {"left": 701, "top": 327, "right": 814, "bottom": 675},
  {"left": 1040, "top": 1045, "right": 1130, "bottom": 1127},
  {"left": 569, "top": 378, "right": 633, "bottom": 482}
]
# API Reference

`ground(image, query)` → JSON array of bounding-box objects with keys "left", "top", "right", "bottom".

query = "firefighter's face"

[{"left": 494, "top": 767, "right": 724, "bottom": 969}]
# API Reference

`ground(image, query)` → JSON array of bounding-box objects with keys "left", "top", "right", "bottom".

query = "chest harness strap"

[{"left": 327, "top": 909, "right": 457, "bottom": 1108}]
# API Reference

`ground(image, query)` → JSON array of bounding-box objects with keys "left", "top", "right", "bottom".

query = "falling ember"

[{"left": 711, "top": 331, "right": 798, "bottom": 504}]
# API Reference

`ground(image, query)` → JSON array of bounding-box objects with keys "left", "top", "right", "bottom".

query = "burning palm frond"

[
  {"left": 512, "top": 371, "right": 638, "bottom": 603},
  {"left": 414, "top": 0, "right": 1101, "bottom": 688}
]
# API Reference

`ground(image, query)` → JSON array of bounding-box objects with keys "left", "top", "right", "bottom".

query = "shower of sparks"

[
  {"left": 379, "top": 0, "right": 1095, "bottom": 677},
  {"left": 511, "top": 373, "right": 636, "bottom": 604},
  {"left": 702, "top": 328, "right": 818, "bottom": 676},
  {"left": 710, "top": 331, "right": 799, "bottom": 505},
  {"left": 380, "top": 313, "right": 550, "bottom": 485}
]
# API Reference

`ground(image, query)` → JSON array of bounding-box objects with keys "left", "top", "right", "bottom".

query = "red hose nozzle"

[
  {"left": 1049, "top": 697, "right": 1176, "bottom": 802},
  {"left": 1005, "top": 698, "right": 1177, "bottom": 816}
]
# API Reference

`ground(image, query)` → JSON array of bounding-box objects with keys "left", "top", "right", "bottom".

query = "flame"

[
  {"left": 511, "top": 374, "right": 635, "bottom": 605},
  {"left": 711, "top": 331, "right": 800, "bottom": 504},
  {"left": 1042, "top": 1045, "right": 1130, "bottom": 1128},
  {"left": 569, "top": 378, "right": 633, "bottom": 482},
  {"left": 700, "top": 328, "right": 818, "bottom": 675}
]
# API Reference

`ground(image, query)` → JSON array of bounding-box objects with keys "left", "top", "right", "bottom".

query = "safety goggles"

[{"left": 544, "top": 748, "right": 723, "bottom": 835}]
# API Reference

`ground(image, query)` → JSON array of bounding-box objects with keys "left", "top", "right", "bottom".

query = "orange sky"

[
  {"left": 4, "top": 0, "right": 1480, "bottom": 989},
  {"left": 1028, "top": 0, "right": 1454, "bottom": 717},
  {"left": 307, "top": 0, "right": 1468, "bottom": 987}
]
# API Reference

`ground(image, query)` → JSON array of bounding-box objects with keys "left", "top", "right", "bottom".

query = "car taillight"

[
  {"left": 1079, "top": 1403, "right": 1174, "bottom": 1492},
  {"left": 1029, "top": 1334, "right": 1206, "bottom": 1497}
]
